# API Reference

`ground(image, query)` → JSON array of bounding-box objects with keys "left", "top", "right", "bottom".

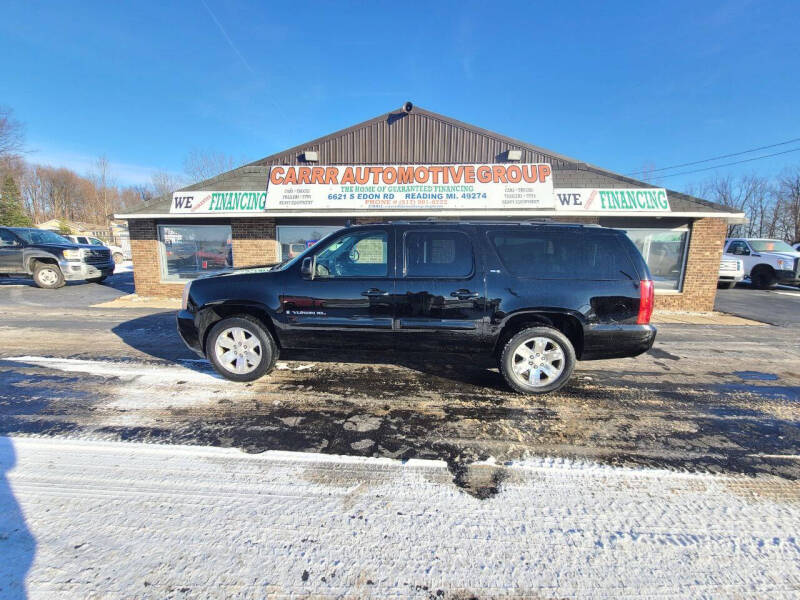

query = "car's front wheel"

[
  {"left": 32, "top": 262, "right": 65, "bottom": 289},
  {"left": 750, "top": 265, "right": 777, "bottom": 289},
  {"left": 500, "top": 326, "right": 576, "bottom": 394},
  {"left": 206, "top": 316, "right": 278, "bottom": 382}
]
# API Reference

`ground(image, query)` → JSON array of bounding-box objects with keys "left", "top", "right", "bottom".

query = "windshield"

[
  {"left": 13, "top": 229, "right": 72, "bottom": 245},
  {"left": 749, "top": 239, "right": 796, "bottom": 253}
]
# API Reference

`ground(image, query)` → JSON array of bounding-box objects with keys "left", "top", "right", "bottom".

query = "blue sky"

[{"left": 1, "top": 0, "right": 798, "bottom": 190}]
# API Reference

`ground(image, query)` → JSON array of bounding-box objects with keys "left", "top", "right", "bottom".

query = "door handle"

[
  {"left": 361, "top": 288, "right": 388, "bottom": 296},
  {"left": 450, "top": 289, "right": 480, "bottom": 299}
]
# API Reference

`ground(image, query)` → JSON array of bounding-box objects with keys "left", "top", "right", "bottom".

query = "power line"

[
  {"left": 627, "top": 137, "right": 800, "bottom": 176},
  {"left": 650, "top": 147, "right": 800, "bottom": 180}
]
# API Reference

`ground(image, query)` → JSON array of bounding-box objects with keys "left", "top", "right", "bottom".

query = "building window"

[
  {"left": 158, "top": 224, "right": 232, "bottom": 282},
  {"left": 624, "top": 228, "right": 689, "bottom": 292},
  {"left": 276, "top": 225, "right": 341, "bottom": 261}
]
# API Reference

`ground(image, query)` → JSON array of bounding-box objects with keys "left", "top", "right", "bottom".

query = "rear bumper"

[
  {"left": 177, "top": 309, "right": 204, "bottom": 356},
  {"left": 580, "top": 324, "right": 656, "bottom": 361}
]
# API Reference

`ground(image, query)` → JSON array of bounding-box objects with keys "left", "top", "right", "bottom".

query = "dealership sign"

[
  {"left": 170, "top": 191, "right": 267, "bottom": 214},
  {"left": 264, "top": 163, "right": 555, "bottom": 210},
  {"left": 555, "top": 188, "right": 670, "bottom": 213}
]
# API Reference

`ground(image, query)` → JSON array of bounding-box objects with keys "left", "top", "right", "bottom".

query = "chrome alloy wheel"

[
  {"left": 213, "top": 326, "right": 263, "bottom": 375},
  {"left": 510, "top": 336, "right": 565, "bottom": 387},
  {"left": 38, "top": 267, "right": 59, "bottom": 286}
]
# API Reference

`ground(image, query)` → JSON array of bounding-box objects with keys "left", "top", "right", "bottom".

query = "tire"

[
  {"left": 206, "top": 316, "right": 278, "bottom": 382},
  {"left": 113, "top": 253, "right": 124, "bottom": 265},
  {"left": 718, "top": 281, "right": 737, "bottom": 289},
  {"left": 87, "top": 276, "right": 107, "bottom": 283},
  {"left": 500, "top": 326, "right": 576, "bottom": 394},
  {"left": 750, "top": 265, "right": 777, "bottom": 290},
  {"left": 32, "top": 262, "right": 65, "bottom": 289}
]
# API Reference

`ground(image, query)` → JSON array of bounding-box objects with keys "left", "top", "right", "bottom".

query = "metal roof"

[{"left": 122, "top": 105, "right": 741, "bottom": 217}]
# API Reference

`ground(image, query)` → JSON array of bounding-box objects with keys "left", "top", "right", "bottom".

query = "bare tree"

[
  {"left": 695, "top": 174, "right": 773, "bottom": 237},
  {"left": 0, "top": 106, "right": 25, "bottom": 158},
  {"left": 183, "top": 149, "right": 238, "bottom": 183},
  {"left": 150, "top": 170, "right": 185, "bottom": 200},
  {"left": 89, "top": 155, "right": 115, "bottom": 223},
  {"left": 777, "top": 169, "right": 800, "bottom": 243}
]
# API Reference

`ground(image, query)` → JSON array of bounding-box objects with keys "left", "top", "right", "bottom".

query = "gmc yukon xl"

[{"left": 177, "top": 221, "right": 657, "bottom": 394}]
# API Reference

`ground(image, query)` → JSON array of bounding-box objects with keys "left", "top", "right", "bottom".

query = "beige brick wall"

[
  {"left": 129, "top": 219, "right": 184, "bottom": 297},
  {"left": 231, "top": 219, "right": 280, "bottom": 267},
  {"left": 654, "top": 217, "right": 727, "bottom": 312}
]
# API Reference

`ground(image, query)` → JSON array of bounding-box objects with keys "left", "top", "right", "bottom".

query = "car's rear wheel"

[
  {"left": 206, "top": 316, "right": 278, "bottom": 382},
  {"left": 113, "top": 252, "right": 124, "bottom": 264},
  {"left": 500, "top": 326, "right": 576, "bottom": 394},
  {"left": 750, "top": 265, "right": 777, "bottom": 289},
  {"left": 32, "top": 262, "right": 65, "bottom": 289}
]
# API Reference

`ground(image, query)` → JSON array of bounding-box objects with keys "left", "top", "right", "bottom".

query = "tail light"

[{"left": 637, "top": 279, "right": 654, "bottom": 324}]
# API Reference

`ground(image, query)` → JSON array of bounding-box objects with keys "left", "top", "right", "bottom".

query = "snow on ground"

[{"left": 1, "top": 436, "right": 799, "bottom": 598}]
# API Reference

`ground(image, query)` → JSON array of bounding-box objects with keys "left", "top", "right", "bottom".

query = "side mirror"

[{"left": 300, "top": 256, "right": 314, "bottom": 279}]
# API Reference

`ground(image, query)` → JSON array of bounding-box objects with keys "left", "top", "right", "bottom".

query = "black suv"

[
  {"left": 177, "top": 221, "right": 656, "bottom": 394},
  {"left": 0, "top": 227, "right": 114, "bottom": 288}
]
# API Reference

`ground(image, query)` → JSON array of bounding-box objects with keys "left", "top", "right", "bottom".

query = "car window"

[
  {"left": 404, "top": 230, "right": 473, "bottom": 278},
  {"left": 312, "top": 230, "right": 388, "bottom": 278},
  {"left": 90, "top": 238, "right": 104, "bottom": 245},
  {"left": 489, "top": 229, "right": 635, "bottom": 280},
  {"left": 76, "top": 236, "right": 88, "bottom": 244},
  {"left": 0, "top": 229, "right": 20, "bottom": 247},
  {"left": 749, "top": 239, "right": 795, "bottom": 253},
  {"left": 727, "top": 241, "right": 750, "bottom": 255}
]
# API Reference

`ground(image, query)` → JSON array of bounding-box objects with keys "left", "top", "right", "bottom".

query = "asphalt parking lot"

[
  {"left": 715, "top": 281, "right": 800, "bottom": 327},
  {"left": 1, "top": 270, "right": 799, "bottom": 495}
]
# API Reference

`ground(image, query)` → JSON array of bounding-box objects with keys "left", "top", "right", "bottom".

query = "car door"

[
  {"left": 0, "top": 229, "right": 24, "bottom": 273},
  {"left": 394, "top": 226, "right": 487, "bottom": 353},
  {"left": 278, "top": 226, "right": 396, "bottom": 350}
]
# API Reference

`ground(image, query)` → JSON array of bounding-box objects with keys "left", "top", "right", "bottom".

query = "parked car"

[
  {"left": 718, "top": 254, "right": 744, "bottom": 289},
  {"left": 64, "top": 235, "right": 128, "bottom": 264},
  {"left": 176, "top": 221, "right": 657, "bottom": 394},
  {"left": 0, "top": 227, "right": 115, "bottom": 288},
  {"left": 725, "top": 238, "right": 800, "bottom": 289}
]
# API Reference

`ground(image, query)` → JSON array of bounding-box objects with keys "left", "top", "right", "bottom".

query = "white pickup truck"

[
  {"left": 64, "top": 235, "right": 128, "bottom": 265},
  {"left": 724, "top": 238, "right": 800, "bottom": 289}
]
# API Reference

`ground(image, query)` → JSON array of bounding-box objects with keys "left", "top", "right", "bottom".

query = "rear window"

[{"left": 488, "top": 229, "right": 635, "bottom": 280}]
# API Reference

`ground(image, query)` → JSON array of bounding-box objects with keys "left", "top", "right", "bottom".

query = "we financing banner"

[
  {"left": 555, "top": 188, "right": 671, "bottom": 213},
  {"left": 264, "top": 163, "right": 555, "bottom": 210},
  {"left": 170, "top": 191, "right": 267, "bottom": 214}
]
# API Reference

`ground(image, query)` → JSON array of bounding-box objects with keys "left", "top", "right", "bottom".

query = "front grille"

[
  {"left": 720, "top": 259, "right": 739, "bottom": 271},
  {"left": 84, "top": 249, "right": 111, "bottom": 265}
]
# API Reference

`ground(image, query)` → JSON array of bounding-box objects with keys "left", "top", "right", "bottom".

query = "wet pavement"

[
  {"left": 1, "top": 279, "right": 799, "bottom": 497},
  {"left": 715, "top": 281, "right": 800, "bottom": 327}
]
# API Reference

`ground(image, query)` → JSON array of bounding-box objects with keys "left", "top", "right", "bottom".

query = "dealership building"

[{"left": 117, "top": 104, "right": 744, "bottom": 311}]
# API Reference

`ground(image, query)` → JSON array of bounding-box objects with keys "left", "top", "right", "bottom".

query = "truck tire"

[
  {"left": 206, "top": 316, "right": 278, "bottom": 382},
  {"left": 500, "top": 326, "right": 576, "bottom": 394},
  {"left": 32, "top": 262, "right": 65, "bottom": 289},
  {"left": 750, "top": 265, "right": 777, "bottom": 290},
  {"left": 113, "top": 252, "right": 124, "bottom": 265},
  {"left": 718, "top": 281, "right": 737, "bottom": 289}
]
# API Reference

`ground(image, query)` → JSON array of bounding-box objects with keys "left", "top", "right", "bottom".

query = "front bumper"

[
  {"left": 775, "top": 269, "right": 800, "bottom": 284},
  {"left": 177, "top": 309, "right": 204, "bottom": 356},
  {"left": 60, "top": 259, "right": 115, "bottom": 281},
  {"left": 580, "top": 324, "right": 657, "bottom": 361}
]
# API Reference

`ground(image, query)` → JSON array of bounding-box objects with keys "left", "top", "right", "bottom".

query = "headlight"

[
  {"left": 62, "top": 249, "right": 83, "bottom": 260},
  {"left": 181, "top": 282, "right": 192, "bottom": 310},
  {"left": 777, "top": 259, "right": 786, "bottom": 269}
]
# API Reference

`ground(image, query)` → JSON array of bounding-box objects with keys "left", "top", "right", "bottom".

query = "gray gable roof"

[{"left": 124, "top": 105, "right": 738, "bottom": 216}]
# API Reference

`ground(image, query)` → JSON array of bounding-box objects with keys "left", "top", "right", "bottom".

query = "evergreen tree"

[{"left": 0, "top": 174, "right": 32, "bottom": 226}]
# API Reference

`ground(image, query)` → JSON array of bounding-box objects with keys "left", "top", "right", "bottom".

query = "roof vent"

[{"left": 402, "top": 101, "right": 413, "bottom": 113}]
